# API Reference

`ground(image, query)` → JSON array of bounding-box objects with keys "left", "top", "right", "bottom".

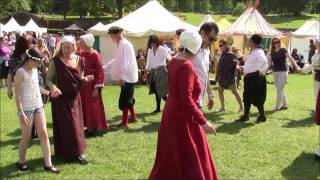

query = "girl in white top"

[
  {"left": 14, "top": 48, "right": 59, "bottom": 173},
  {"left": 144, "top": 35, "right": 171, "bottom": 113}
]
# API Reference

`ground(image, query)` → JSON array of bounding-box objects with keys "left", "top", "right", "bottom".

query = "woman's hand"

[
  {"left": 202, "top": 122, "right": 217, "bottom": 135},
  {"left": 119, "top": 79, "right": 125, "bottom": 87},
  {"left": 50, "top": 86, "right": 62, "bottom": 98},
  {"left": 84, "top": 75, "right": 95, "bottom": 82},
  {"left": 19, "top": 112, "right": 30, "bottom": 126}
]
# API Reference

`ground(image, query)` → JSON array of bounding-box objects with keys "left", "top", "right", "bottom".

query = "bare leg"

[
  {"left": 18, "top": 117, "right": 33, "bottom": 164},
  {"left": 218, "top": 85, "right": 225, "bottom": 109},
  {"left": 33, "top": 112, "right": 52, "bottom": 167},
  {"left": 230, "top": 84, "right": 244, "bottom": 111}
]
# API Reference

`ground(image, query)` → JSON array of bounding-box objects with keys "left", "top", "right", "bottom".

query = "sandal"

[
  {"left": 44, "top": 165, "right": 60, "bottom": 174},
  {"left": 16, "top": 161, "right": 29, "bottom": 171}
]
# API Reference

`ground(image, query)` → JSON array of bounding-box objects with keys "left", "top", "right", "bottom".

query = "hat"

[
  {"left": 179, "top": 30, "right": 202, "bottom": 54},
  {"left": 80, "top": 33, "right": 95, "bottom": 48},
  {"left": 52, "top": 35, "right": 75, "bottom": 57},
  {"left": 250, "top": 34, "right": 262, "bottom": 45}
]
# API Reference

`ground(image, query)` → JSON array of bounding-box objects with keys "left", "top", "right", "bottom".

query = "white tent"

[
  {"left": 221, "top": 8, "right": 282, "bottom": 36},
  {"left": 88, "top": 22, "right": 105, "bottom": 34},
  {"left": 198, "top": 15, "right": 216, "bottom": 28},
  {"left": 0, "top": 23, "right": 4, "bottom": 37},
  {"left": 22, "top": 18, "right": 43, "bottom": 33},
  {"left": 289, "top": 20, "right": 320, "bottom": 63},
  {"left": 3, "top": 17, "right": 22, "bottom": 32},
  {"left": 90, "top": 0, "right": 196, "bottom": 62}
]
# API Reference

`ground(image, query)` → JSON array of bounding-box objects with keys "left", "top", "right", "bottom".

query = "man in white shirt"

[
  {"left": 192, "top": 22, "right": 219, "bottom": 109},
  {"left": 239, "top": 34, "right": 268, "bottom": 123},
  {"left": 108, "top": 26, "right": 139, "bottom": 129}
]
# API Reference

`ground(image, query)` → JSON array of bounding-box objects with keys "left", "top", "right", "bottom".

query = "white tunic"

[
  {"left": 21, "top": 68, "right": 43, "bottom": 111},
  {"left": 145, "top": 46, "right": 169, "bottom": 70},
  {"left": 192, "top": 48, "right": 210, "bottom": 107},
  {"left": 244, "top": 48, "right": 268, "bottom": 75},
  {"left": 109, "top": 38, "right": 138, "bottom": 83}
]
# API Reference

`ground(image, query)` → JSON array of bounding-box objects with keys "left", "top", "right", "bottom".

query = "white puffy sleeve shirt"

[
  {"left": 145, "top": 46, "right": 170, "bottom": 70},
  {"left": 244, "top": 48, "right": 268, "bottom": 75},
  {"left": 109, "top": 39, "right": 138, "bottom": 83}
]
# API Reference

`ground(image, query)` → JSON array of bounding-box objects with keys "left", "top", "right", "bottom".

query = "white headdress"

[
  {"left": 52, "top": 35, "right": 76, "bottom": 57},
  {"left": 80, "top": 33, "right": 95, "bottom": 48}
]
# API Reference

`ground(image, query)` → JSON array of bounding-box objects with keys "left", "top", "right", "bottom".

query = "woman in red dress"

[
  {"left": 79, "top": 34, "right": 107, "bottom": 136},
  {"left": 149, "top": 31, "right": 219, "bottom": 180}
]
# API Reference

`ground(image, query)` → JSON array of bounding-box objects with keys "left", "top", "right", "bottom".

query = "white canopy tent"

[
  {"left": 198, "top": 15, "right": 216, "bottom": 28},
  {"left": 89, "top": 0, "right": 196, "bottom": 62},
  {"left": 221, "top": 8, "right": 282, "bottom": 36},
  {"left": 0, "top": 23, "right": 4, "bottom": 37},
  {"left": 22, "top": 18, "right": 46, "bottom": 33},
  {"left": 3, "top": 17, "right": 22, "bottom": 32},
  {"left": 289, "top": 20, "right": 320, "bottom": 63},
  {"left": 88, "top": 22, "right": 105, "bottom": 34}
]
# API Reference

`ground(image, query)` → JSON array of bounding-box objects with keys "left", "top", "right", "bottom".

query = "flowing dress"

[{"left": 149, "top": 58, "right": 219, "bottom": 180}]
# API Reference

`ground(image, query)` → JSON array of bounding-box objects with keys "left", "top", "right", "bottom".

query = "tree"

[
  {"left": 163, "top": 0, "right": 176, "bottom": 11},
  {"left": 0, "top": 0, "right": 31, "bottom": 19},
  {"left": 177, "top": 0, "right": 194, "bottom": 12},
  {"left": 232, "top": 2, "right": 246, "bottom": 16},
  {"left": 53, "top": 0, "right": 71, "bottom": 19},
  {"left": 72, "top": 0, "right": 91, "bottom": 18},
  {"left": 194, "top": 0, "right": 211, "bottom": 13}
]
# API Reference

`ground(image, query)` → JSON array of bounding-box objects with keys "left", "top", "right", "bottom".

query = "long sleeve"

[
  {"left": 46, "top": 60, "right": 57, "bottom": 90},
  {"left": 178, "top": 64, "right": 206, "bottom": 125},
  {"left": 93, "top": 52, "right": 104, "bottom": 88},
  {"left": 145, "top": 49, "right": 152, "bottom": 70}
]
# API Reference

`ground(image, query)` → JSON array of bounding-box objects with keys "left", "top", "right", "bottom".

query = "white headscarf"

[
  {"left": 80, "top": 33, "right": 95, "bottom": 48},
  {"left": 52, "top": 35, "right": 75, "bottom": 57}
]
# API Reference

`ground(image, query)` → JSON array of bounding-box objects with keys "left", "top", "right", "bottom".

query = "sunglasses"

[
  {"left": 209, "top": 36, "right": 217, "bottom": 42},
  {"left": 273, "top": 41, "right": 280, "bottom": 44},
  {"left": 219, "top": 44, "right": 224, "bottom": 47}
]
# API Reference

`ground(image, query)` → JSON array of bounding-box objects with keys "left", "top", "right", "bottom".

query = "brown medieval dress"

[{"left": 49, "top": 56, "right": 86, "bottom": 157}]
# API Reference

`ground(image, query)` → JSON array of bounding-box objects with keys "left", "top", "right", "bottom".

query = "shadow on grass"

[
  {"left": 281, "top": 152, "right": 320, "bottom": 179},
  {"left": 216, "top": 121, "right": 255, "bottom": 134},
  {"left": 0, "top": 155, "right": 74, "bottom": 179},
  {"left": 282, "top": 111, "right": 315, "bottom": 128},
  {"left": 0, "top": 136, "right": 55, "bottom": 149}
]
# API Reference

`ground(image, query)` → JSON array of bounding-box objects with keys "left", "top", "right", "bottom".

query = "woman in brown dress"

[{"left": 46, "top": 36, "right": 94, "bottom": 164}]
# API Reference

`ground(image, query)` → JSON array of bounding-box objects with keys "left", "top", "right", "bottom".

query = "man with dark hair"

[
  {"left": 107, "top": 26, "right": 139, "bottom": 129},
  {"left": 239, "top": 34, "right": 268, "bottom": 123},
  {"left": 309, "top": 39, "right": 316, "bottom": 64},
  {"left": 192, "top": 22, "right": 219, "bottom": 110}
]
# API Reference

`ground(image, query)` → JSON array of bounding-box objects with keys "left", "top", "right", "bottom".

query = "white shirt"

[
  {"left": 109, "top": 38, "right": 138, "bottom": 83},
  {"left": 192, "top": 48, "right": 210, "bottom": 107},
  {"left": 244, "top": 48, "right": 268, "bottom": 75},
  {"left": 303, "top": 51, "right": 320, "bottom": 74},
  {"left": 145, "top": 46, "right": 169, "bottom": 70},
  {"left": 49, "top": 36, "right": 56, "bottom": 48}
]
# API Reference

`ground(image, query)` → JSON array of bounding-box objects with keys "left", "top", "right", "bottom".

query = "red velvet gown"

[
  {"left": 79, "top": 50, "right": 107, "bottom": 129},
  {"left": 149, "top": 59, "right": 219, "bottom": 180}
]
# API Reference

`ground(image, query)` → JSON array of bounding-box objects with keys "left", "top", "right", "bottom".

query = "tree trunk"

[{"left": 116, "top": 0, "right": 124, "bottom": 18}]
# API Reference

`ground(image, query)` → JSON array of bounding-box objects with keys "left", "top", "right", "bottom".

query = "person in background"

[
  {"left": 301, "top": 39, "right": 320, "bottom": 160},
  {"left": 144, "top": 35, "right": 171, "bottom": 113},
  {"left": 35, "top": 38, "right": 51, "bottom": 72},
  {"left": 46, "top": 36, "right": 94, "bottom": 164},
  {"left": 238, "top": 34, "right": 268, "bottom": 123},
  {"left": 136, "top": 48, "right": 145, "bottom": 59},
  {"left": 309, "top": 39, "right": 316, "bottom": 65},
  {"left": 48, "top": 34, "right": 56, "bottom": 55},
  {"left": 192, "top": 22, "right": 218, "bottom": 110},
  {"left": 79, "top": 33, "right": 107, "bottom": 136},
  {"left": 149, "top": 30, "right": 219, "bottom": 180},
  {"left": 173, "top": 28, "right": 185, "bottom": 55},
  {"left": 268, "top": 37, "right": 299, "bottom": 112},
  {"left": 14, "top": 48, "right": 59, "bottom": 173},
  {"left": 216, "top": 40, "right": 243, "bottom": 113},
  {"left": 0, "top": 37, "right": 10, "bottom": 88},
  {"left": 291, "top": 48, "right": 304, "bottom": 68},
  {"left": 231, "top": 47, "right": 244, "bottom": 89},
  {"left": 107, "top": 26, "right": 139, "bottom": 129},
  {"left": 55, "top": 34, "right": 60, "bottom": 48}
]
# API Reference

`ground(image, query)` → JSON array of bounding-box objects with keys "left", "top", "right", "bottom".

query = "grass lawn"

[
  {"left": 180, "top": 13, "right": 319, "bottom": 29},
  {"left": 0, "top": 74, "right": 319, "bottom": 179}
]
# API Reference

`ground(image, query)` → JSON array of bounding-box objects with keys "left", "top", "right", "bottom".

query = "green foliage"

[
  {"left": 0, "top": 0, "right": 31, "bottom": 19},
  {"left": 194, "top": 0, "right": 211, "bottom": 13},
  {"left": 232, "top": 2, "right": 246, "bottom": 16}
]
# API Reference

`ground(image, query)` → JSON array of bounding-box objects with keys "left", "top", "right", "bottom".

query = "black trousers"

[
  {"left": 243, "top": 72, "right": 267, "bottom": 118},
  {"left": 151, "top": 79, "right": 166, "bottom": 110},
  {"left": 119, "top": 82, "right": 136, "bottom": 110}
]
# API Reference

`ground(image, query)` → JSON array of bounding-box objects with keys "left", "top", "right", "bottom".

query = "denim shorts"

[{"left": 17, "top": 107, "right": 44, "bottom": 117}]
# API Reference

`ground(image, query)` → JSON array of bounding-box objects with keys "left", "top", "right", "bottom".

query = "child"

[{"left": 14, "top": 48, "right": 60, "bottom": 173}]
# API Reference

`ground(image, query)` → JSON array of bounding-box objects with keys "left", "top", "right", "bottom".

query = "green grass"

[
  {"left": 181, "top": 13, "right": 319, "bottom": 29},
  {"left": 0, "top": 74, "right": 319, "bottom": 179}
]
